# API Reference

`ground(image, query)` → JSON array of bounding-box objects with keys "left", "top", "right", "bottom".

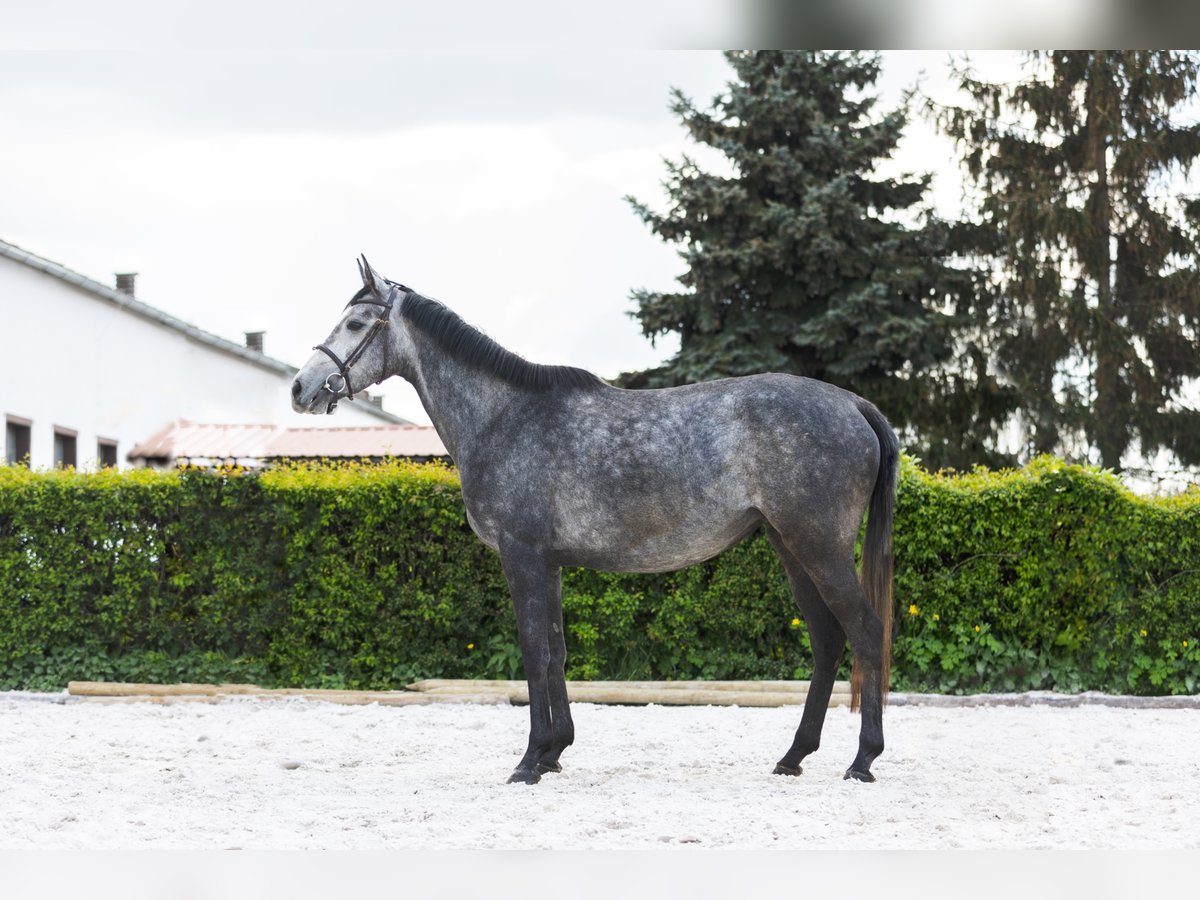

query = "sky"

[{"left": 1, "top": 6, "right": 1016, "bottom": 425}]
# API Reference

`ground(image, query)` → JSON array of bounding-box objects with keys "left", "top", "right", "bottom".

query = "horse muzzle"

[{"left": 291, "top": 374, "right": 342, "bottom": 415}]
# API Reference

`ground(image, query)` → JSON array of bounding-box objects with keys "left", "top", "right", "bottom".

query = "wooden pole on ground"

[{"left": 67, "top": 679, "right": 853, "bottom": 708}]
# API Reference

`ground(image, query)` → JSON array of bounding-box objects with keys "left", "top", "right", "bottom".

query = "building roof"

[
  {"left": 0, "top": 237, "right": 404, "bottom": 424},
  {"left": 270, "top": 425, "right": 448, "bottom": 459},
  {"left": 128, "top": 419, "right": 447, "bottom": 465},
  {"left": 128, "top": 421, "right": 279, "bottom": 462}
]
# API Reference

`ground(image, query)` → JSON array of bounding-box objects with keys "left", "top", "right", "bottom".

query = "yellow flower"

[
  {"left": 1140, "top": 629, "right": 1148, "bottom": 637},
  {"left": 790, "top": 617, "right": 801, "bottom": 627},
  {"left": 908, "top": 604, "right": 919, "bottom": 616},
  {"left": 467, "top": 643, "right": 475, "bottom": 650},
  {"left": 974, "top": 625, "right": 981, "bottom": 633},
  {"left": 933, "top": 614, "right": 940, "bottom": 621}
]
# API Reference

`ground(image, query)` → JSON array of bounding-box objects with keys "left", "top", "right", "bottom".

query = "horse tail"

[{"left": 850, "top": 397, "right": 898, "bottom": 713}]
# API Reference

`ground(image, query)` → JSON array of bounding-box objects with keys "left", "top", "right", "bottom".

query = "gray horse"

[{"left": 292, "top": 258, "right": 898, "bottom": 784}]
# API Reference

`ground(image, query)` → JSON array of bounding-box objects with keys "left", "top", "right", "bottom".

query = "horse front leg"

[
  {"left": 536, "top": 585, "right": 575, "bottom": 775},
  {"left": 500, "top": 543, "right": 570, "bottom": 784}
]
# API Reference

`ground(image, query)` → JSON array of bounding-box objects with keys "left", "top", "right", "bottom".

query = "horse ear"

[{"left": 358, "top": 254, "right": 380, "bottom": 293}]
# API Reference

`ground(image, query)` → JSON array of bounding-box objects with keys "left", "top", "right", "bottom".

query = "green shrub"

[
  {"left": 892, "top": 457, "right": 1200, "bottom": 694},
  {"left": 0, "top": 456, "right": 1196, "bottom": 694}
]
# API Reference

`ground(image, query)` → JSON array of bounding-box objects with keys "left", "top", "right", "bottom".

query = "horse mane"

[{"left": 398, "top": 291, "right": 606, "bottom": 392}]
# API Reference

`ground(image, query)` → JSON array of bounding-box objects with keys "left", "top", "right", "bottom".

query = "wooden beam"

[{"left": 65, "top": 682, "right": 506, "bottom": 706}]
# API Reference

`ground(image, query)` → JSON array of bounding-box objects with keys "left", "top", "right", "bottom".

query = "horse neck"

[{"left": 393, "top": 324, "right": 516, "bottom": 463}]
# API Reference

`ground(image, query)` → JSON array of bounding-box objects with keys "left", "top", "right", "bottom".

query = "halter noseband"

[{"left": 313, "top": 281, "right": 409, "bottom": 413}]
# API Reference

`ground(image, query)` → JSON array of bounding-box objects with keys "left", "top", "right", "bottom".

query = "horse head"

[{"left": 291, "top": 256, "right": 411, "bottom": 414}]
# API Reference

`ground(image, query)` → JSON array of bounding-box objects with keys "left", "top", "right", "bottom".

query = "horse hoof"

[
  {"left": 773, "top": 763, "right": 803, "bottom": 776},
  {"left": 506, "top": 769, "right": 541, "bottom": 785},
  {"left": 843, "top": 768, "right": 876, "bottom": 783},
  {"left": 536, "top": 761, "right": 562, "bottom": 774}
]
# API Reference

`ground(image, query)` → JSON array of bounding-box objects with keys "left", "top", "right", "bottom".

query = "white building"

[{"left": 1, "top": 238, "right": 404, "bottom": 470}]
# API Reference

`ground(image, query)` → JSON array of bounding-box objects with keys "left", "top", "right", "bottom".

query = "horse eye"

[{"left": 346, "top": 319, "right": 365, "bottom": 333}]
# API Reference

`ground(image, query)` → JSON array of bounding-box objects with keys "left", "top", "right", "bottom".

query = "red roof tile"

[{"left": 129, "top": 420, "right": 447, "bottom": 463}]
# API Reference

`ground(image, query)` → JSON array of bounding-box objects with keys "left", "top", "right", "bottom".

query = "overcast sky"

[{"left": 2, "top": 7, "right": 1016, "bottom": 424}]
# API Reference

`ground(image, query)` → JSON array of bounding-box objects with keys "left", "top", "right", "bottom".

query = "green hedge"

[
  {"left": 0, "top": 457, "right": 1197, "bottom": 694},
  {"left": 895, "top": 458, "right": 1199, "bottom": 693}
]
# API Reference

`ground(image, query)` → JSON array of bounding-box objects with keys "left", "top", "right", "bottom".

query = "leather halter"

[{"left": 313, "top": 282, "right": 408, "bottom": 412}]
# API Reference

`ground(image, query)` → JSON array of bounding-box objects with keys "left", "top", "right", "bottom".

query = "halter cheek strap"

[{"left": 313, "top": 283, "right": 408, "bottom": 409}]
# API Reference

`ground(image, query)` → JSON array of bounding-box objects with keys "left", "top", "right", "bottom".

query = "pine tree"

[
  {"left": 939, "top": 51, "right": 1200, "bottom": 473},
  {"left": 622, "top": 51, "right": 1007, "bottom": 468}
]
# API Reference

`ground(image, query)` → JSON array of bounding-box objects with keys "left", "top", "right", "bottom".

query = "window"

[
  {"left": 97, "top": 439, "right": 118, "bottom": 468},
  {"left": 5, "top": 416, "right": 31, "bottom": 466},
  {"left": 54, "top": 427, "right": 77, "bottom": 468}
]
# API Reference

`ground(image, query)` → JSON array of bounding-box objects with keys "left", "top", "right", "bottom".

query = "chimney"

[
  {"left": 115, "top": 272, "right": 137, "bottom": 296},
  {"left": 244, "top": 331, "right": 265, "bottom": 353}
]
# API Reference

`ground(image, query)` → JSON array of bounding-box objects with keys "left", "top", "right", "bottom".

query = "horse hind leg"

[
  {"left": 766, "top": 526, "right": 847, "bottom": 777},
  {"left": 801, "top": 554, "right": 887, "bottom": 782}
]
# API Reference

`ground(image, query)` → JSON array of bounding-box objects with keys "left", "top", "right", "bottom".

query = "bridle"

[{"left": 313, "top": 279, "right": 410, "bottom": 413}]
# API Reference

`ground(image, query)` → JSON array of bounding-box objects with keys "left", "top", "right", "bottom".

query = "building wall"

[{"left": 1, "top": 253, "right": 390, "bottom": 469}]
